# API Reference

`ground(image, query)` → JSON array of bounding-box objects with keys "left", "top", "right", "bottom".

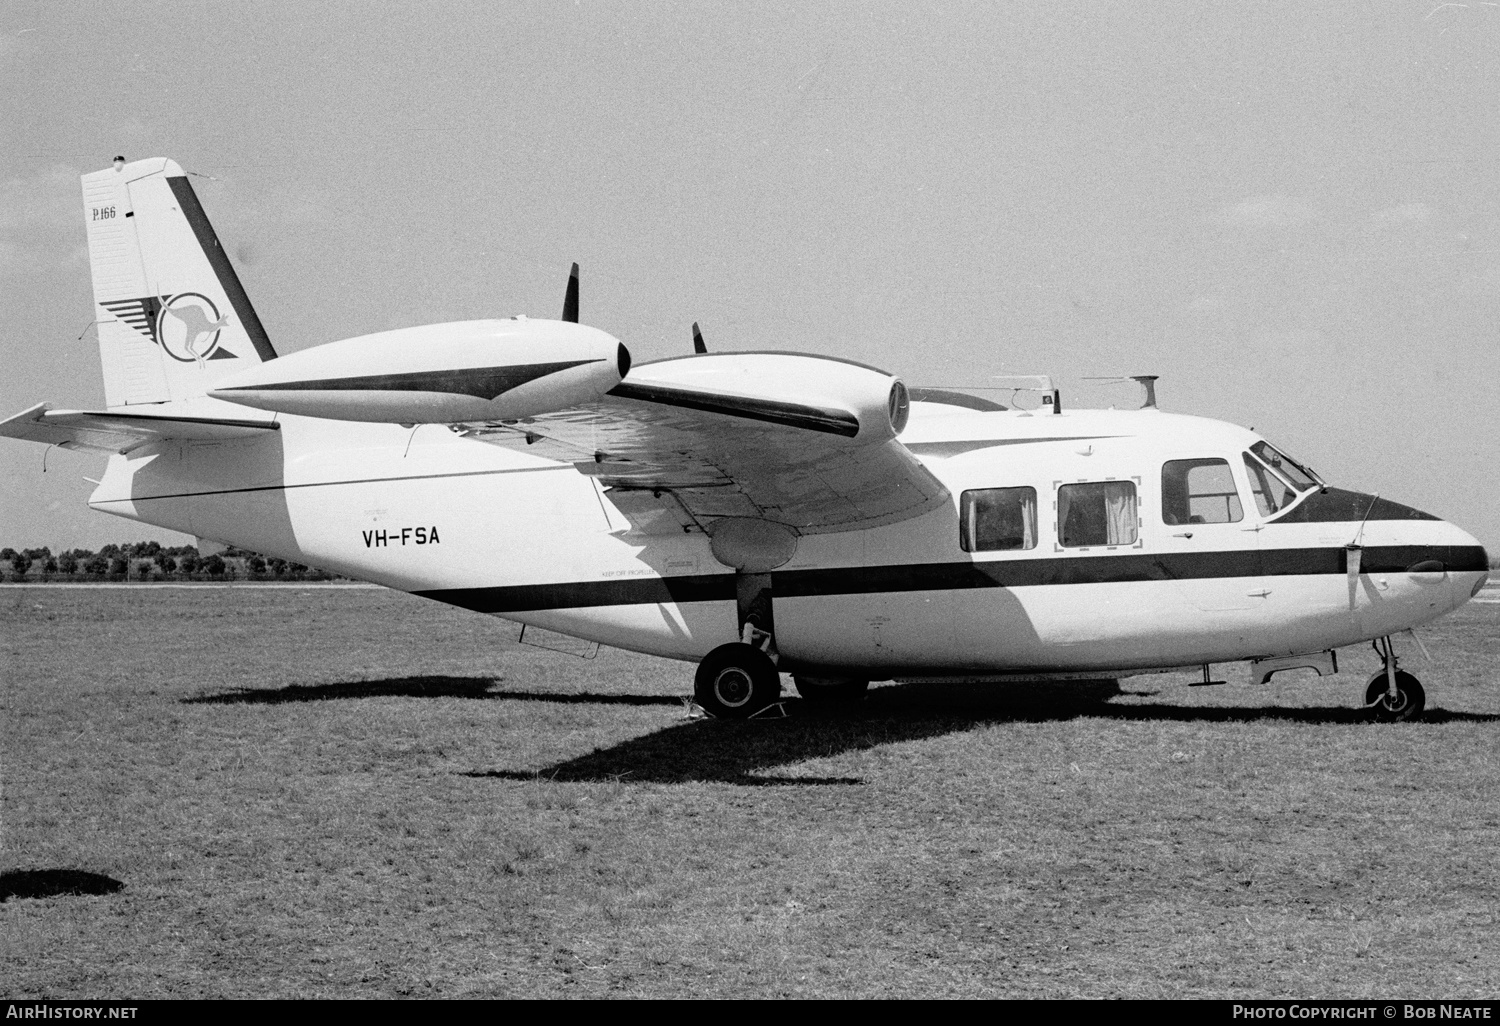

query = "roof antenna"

[
  {"left": 112, "top": 156, "right": 125, "bottom": 171},
  {"left": 692, "top": 322, "right": 707, "bottom": 354}
]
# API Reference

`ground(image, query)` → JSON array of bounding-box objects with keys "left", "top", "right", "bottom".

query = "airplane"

[{"left": 1, "top": 157, "right": 1490, "bottom": 721}]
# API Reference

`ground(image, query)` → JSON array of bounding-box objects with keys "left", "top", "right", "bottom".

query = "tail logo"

[
  {"left": 157, "top": 293, "right": 231, "bottom": 364},
  {"left": 101, "top": 293, "right": 238, "bottom": 365}
]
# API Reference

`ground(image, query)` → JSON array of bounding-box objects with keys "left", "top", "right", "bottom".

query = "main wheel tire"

[
  {"left": 694, "top": 643, "right": 782, "bottom": 719},
  {"left": 1365, "top": 670, "right": 1426, "bottom": 722},
  {"left": 792, "top": 675, "right": 870, "bottom": 704}
]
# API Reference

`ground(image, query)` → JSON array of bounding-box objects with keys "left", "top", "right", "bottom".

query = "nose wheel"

[
  {"left": 1365, "top": 670, "right": 1425, "bottom": 721},
  {"left": 1365, "top": 636, "right": 1425, "bottom": 722}
]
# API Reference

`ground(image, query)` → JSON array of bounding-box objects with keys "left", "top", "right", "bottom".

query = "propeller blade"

[
  {"left": 561, "top": 263, "right": 580, "bottom": 323},
  {"left": 692, "top": 322, "right": 707, "bottom": 354}
]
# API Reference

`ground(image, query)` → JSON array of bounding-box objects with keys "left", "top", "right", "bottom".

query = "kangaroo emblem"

[
  {"left": 162, "top": 302, "right": 230, "bottom": 364},
  {"left": 155, "top": 293, "right": 231, "bottom": 364}
]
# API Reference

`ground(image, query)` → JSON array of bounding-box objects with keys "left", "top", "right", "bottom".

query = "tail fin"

[{"left": 82, "top": 157, "right": 276, "bottom": 407}]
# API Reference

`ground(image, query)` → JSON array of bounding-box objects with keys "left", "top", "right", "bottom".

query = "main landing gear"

[
  {"left": 692, "top": 652, "right": 872, "bottom": 718},
  {"left": 694, "top": 642, "right": 782, "bottom": 719},
  {"left": 1366, "top": 635, "right": 1426, "bottom": 722},
  {"left": 694, "top": 569, "right": 785, "bottom": 719}
]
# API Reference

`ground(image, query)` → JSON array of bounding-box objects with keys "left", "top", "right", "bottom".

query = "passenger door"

[{"left": 1154, "top": 456, "right": 1264, "bottom": 612}]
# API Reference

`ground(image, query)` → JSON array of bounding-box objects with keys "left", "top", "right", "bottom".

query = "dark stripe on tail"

[{"left": 166, "top": 175, "right": 277, "bottom": 362}]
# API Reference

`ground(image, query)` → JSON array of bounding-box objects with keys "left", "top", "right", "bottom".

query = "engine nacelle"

[
  {"left": 619, "top": 352, "right": 909, "bottom": 442},
  {"left": 210, "top": 319, "right": 629, "bottom": 423}
]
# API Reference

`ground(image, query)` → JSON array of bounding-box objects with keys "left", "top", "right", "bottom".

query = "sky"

[{"left": 2, "top": 1, "right": 1498, "bottom": 551}]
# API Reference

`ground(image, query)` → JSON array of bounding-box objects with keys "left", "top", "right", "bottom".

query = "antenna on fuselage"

[
  {"left": 692, "top": 322, "right": 707, "bottom": 354},
  {"left": 988, "top": 375, "right": 1062, "bottom": 414}
]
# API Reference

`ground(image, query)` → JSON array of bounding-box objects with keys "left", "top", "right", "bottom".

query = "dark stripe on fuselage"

[
  {"left": 416, "top": 544, "right": 1489, "bottom": 614},
  {"left": 608, "top": 381, "right": 860, "bottom": 437},
  {"left": 166, "top": 176, "right": 278, "bottom": 362},
  {"left": 219, "top": 360, "right": 597, "bottom": 401},
  {"left": 425, "top": 573, "right": 738, "bottom": 613}
]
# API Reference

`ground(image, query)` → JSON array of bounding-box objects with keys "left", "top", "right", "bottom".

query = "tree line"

[{"left": 1, "top": 541, "right": 342, "bottom": 582}]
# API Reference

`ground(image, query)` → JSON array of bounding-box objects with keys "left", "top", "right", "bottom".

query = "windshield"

[
  {"left": 1248, "top": 441, "right": 1321, "bottom": 491},
  {"left": 1243, "top": 453, "right": 1296, "bottom": 516}
]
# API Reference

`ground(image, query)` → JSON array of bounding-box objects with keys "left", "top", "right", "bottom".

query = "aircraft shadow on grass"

[
  {"left": 0, "top": 869, "right": 123, "bottom": 902},
  {"left": 183, "top": 677, "right": 1500, "bottom": 786},
  {"left": 461, "top": 681, "right": 1500, "bottom": 787},
  {"left": 185, "top": 675, "right": 683, "bottom": 707}
]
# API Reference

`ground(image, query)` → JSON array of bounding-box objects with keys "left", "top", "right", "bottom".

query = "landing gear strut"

[
  {"left": 1366, "top": 636, "right": 1425, "bottom": 722},
  {"left": 690, "top": 569, "right": 786, "bottom": 719}
]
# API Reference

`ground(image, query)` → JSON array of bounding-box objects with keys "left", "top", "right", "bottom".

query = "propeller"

[
  {"left": 692, "top": 321, "right": 707, "bottom": 354},
  {"left": 561, "top": 262, "right": 580, "bottom": 323}
]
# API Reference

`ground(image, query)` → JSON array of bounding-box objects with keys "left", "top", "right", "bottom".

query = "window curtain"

[
  {"left": 1020, "top": 491, "right": 1036, "bottom": 549},
  {"left": 1103, "top": 481, "right": 1136, "bottom": 544}
]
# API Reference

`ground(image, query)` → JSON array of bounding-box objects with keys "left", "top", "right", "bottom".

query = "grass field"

[{"left": 1, "top": 586, "right": 1497, "bottom": 999}]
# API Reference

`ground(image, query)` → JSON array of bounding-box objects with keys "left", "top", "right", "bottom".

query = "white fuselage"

[{"left": 89, "top": 399, "right": 1488, "bottom": 678}]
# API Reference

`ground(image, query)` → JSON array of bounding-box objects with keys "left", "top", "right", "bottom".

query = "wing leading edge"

[{"left": 461, "top": 352, "right": 948, "bottom": 535}]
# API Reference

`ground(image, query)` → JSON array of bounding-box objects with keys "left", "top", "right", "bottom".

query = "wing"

[
  {"left": 0, "top": 402, "right": 279, "bottom": 454},
  {"left": 459, "top": 353, "right": 948, "bottom": 535}
]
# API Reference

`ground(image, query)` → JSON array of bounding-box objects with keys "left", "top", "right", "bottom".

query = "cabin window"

[
  {"left": 1243, "top": 453, "right": 1295, "bottom": 516},
  {"left": 961, "top": 487, "right": 1037, "bottom": 552},
  {"left": 1161, "top": 459, "right": 1243, "bottom": 525},
  {"left": 1057, "top": 481, "right": 1138, "bottom": 547}
]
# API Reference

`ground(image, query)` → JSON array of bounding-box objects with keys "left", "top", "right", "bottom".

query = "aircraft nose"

[
  {"left": 1400, "top": 513, "right": 1489, "bottom": 606},
  {"left": 1399, "top": 517, "right": 1489, "bottom": 577},
  {"left": 1293, "top": 488, "right": 1484, "bottom": 574}
]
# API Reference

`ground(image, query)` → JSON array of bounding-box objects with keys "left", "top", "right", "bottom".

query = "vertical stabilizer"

[{"left": 82, "top": 157, "right": 276, "bottom": 407}]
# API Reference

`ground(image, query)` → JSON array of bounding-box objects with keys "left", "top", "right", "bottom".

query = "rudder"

[{"left": 82, "top": 157, "right": 276, "bottom": 407}]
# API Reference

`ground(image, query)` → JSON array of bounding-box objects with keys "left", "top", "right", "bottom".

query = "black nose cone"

[{"left": 1270, "top": 488, "right": 1439, "bottom": 524}]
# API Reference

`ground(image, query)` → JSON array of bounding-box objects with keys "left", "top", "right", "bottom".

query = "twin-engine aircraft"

[{"left": 2, "top": 157, "right": 1489, "bottom": 719}]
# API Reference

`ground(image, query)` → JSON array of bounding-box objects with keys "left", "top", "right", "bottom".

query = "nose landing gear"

[{"left": 1366, "top": 636, "right": 1426, "bottom": 722}]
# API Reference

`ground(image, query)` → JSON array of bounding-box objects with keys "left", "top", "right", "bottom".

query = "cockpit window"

[
  {"left": 1243, "top": 453, "right": 1296, "bottom": 516},
  {"left": 1249, "top": 441, "right": 1320, "bottom": 491},
  {"left": 1162, "top": 459, "right": 1243, "bottom": 524}
]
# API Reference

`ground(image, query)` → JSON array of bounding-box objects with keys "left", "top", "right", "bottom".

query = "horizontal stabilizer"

[{"left": 0, "top": 402, "right": 279, "bottom": 454}]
